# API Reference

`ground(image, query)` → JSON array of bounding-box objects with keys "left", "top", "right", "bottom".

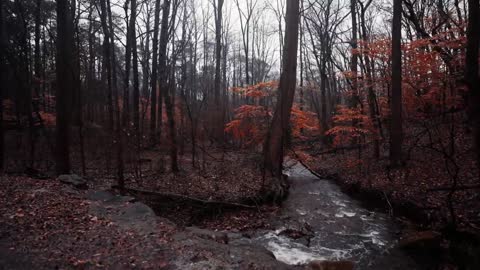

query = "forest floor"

[
  {"left": 0, "top": 176, "right": 174, "bottom": 269},
  {"left": 80, "top": 148, "right": 279, "bottom": 228},
  {"left": 0, "top": 150, "right": 286, "bottom": 269}
]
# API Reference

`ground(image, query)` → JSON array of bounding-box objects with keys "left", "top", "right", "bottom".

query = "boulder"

[
  {"left": 185, "top": 227, "right": 229, "bottom": 244},
  {"left": 172, "top": 231, "right": 292, "bottom": 270},
  {"left": 86, "top": 190, "right": 115, "bottom": 202},
  {"left": 58, "top": 174, "right": 88, "bottom": 189}
]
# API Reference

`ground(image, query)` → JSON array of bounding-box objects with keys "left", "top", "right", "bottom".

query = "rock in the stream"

[
  {"left": 185, "top": 227, "right": 229, "bottom": 244},
  {"left": 305, "top": 260, "right": 354, "bottom": 270},
  {"left": 58, "top": 174, "right": 88, "bottom": 189},
  {"left": 173, "top": 229, "right": 293, "bottom": 270}
]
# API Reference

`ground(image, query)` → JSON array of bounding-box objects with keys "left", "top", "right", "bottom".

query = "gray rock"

[
  {"left": 172, "top": 230, "right": 293, "bottom": 270},
  {"left": 185, "top": 227, "right": 229, "bottom": 244},
  {"left": 121, "top": 202, "right": 156, "bottom": 220},
  {"left": 86, "top": 190, "right": 115, "bottom": 202},
  {"left": 58, "top": 174, "right": 88, "bottom": 189}
]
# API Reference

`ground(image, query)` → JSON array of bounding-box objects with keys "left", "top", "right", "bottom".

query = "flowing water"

[{"left": 252, "top": 161, "right": 420, "bottom": 269}]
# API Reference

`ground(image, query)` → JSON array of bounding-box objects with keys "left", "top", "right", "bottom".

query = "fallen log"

[
  {"left": 112, "top": 186, "right": 256, "bottom": 210},
  {"left": 290, "top": 150, "right": 325, "bottom": 180}
]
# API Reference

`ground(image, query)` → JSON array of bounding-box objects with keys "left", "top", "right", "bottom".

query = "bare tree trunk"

[
  {"left": 264, "top": 0, "right": 300, "bottom": 186},
  {"left": 131, "top": 0, "right": 140, "bottom": 133},
  {"left": 350, "top": 0, "right": 359, "bottom": 106},
  {"left": 359, "top": 0, "right": 379, "bottom": 159},
  {"left": 0, "top": 0, "right": 6, "bottom": 172},
  {"left": 157, "top": 0, "right": 171, "bottom": 144},
  {"left": 123, "top": 0, "right": 133, "bottom": 127},
  {"left": 107, "top": 0, "right": 125, "bottom": 188},
  {"left": 55, "top": 0, "right": 74, "bottom": 174},
  {"left": 214, "top": 0, "right": 224, "bottom": 106},
  {"left": 34, "top": 0, "right": 42, "bottom": 99},
  {"left": 466, "top": 0, "right": 480, "bottom": 175},
  {"left": 390, "top": 0, "right": 403, "bottom": 167},
  {"left": 158, "top": 0, "right": 178, "bottom": 172},
  {"left": 150, "top": 0, "right": 161, "bottom": 145},
  {"left": 213, "top": 0, "right": 224, "bottom": 142},
  {"left": 99, "top": 0, "right": 115, "bottom": 175},
  {"left": 141, "top": 12, "right": 150, "bottom": 135}
]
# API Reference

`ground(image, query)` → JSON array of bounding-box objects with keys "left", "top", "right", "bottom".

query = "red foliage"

[
  {"left": 326, "top": 106, "right": 374, "bottom": 147},
  {"left": 39, "top": 111, "right": 56, "bottom": 127}
]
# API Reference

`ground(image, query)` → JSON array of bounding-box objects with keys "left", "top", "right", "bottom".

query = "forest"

[{"left": 0, "top": 0, "right": 479, "bottom": 269}]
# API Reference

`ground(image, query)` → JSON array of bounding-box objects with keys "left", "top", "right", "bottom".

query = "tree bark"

[
  {"left": 0, "top": 0, "right": 6, "bottom": 172},
  {"left": 158, "top": 0, "right": 178, "bottom": 172},
  {"left": 131, "top": 0, "right": 140, "bottom": 133},
  {"left": 157, "top": 0, "right": 171, "bottom": 142},
  {"left": 466, "top": 0, "right": 480, "bottom": 175},
  {"left": 350, "top": 0, "right": 359, "bottom": 107},
  {"left": 123, "top": 1, "right": 133, "bottom": 126},
  {"left": 214, "top": 0, "right": 224, "bottom": 107},
  {"left": 55, "top": 0, "right": 74, "bottom": 174},
  {"left": 390, "top": 0, "right": 403, "bottom": 167},
  {"left": 264, "top": 0, "right": 300, "bottom": 180},
  {"left": 150, "top": 0, "right": 161, "bottom": 144}
]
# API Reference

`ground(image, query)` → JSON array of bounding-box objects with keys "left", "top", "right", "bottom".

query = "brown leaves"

[{"left": 0, "top": 177, "right": 173, "bottom": 269}]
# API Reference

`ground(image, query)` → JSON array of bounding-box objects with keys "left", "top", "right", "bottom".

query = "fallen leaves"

[{"left": 0, "top": 176, "right": 173, "bottom": 269}]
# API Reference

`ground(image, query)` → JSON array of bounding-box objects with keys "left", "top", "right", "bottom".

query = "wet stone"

[{"left": 58, "top": 174, "right": 88, "bottom": 190}]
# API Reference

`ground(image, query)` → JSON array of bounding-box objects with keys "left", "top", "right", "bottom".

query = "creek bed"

[{"left": 249, "top": 161, "right": 420, "bottom": 269}]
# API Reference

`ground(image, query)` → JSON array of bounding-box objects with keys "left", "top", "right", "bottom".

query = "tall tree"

[
  {"left": 390, "top": 0, "right": 403, "bottom": 166},
  {"left": 131, "top": 0, "right": 140, "bottom": 132},
  {"left": 123, "top": 0, "right": 134, "bottom": 125},
  {"left": 213, "top": 0, "right": 224, "bottom": 106},
  {"left": 213, "top": 0, "right": 224, "bottom": 140},
  {"left": 158, "top": 0, "right": 179, "bottom": 172},
  {"left": 150, "top": 0, "right": 161, "bottom": 144},
  {"left": 0, "top": 0, "right": 6, "bottom": 172},
  {"left": 350, "top": 0, "right": 358, "bottom": 106},
  {"left": 234, "top": 0, "right": 258, "bottom": 86},
  {"left": 55, "top": 0, "right": 74, "bottom": 174},
  {"left": 34, "top": 0, "right": 42, "bottom": 99},
  {"left": 264, "top": 0, "right": 300, "bottom": 190},
  {"left": 466, "top": 0, "right": 480, "bottom": 174},
  {"left": 359, "top": 0, "right": 379, "bottom": 159}
]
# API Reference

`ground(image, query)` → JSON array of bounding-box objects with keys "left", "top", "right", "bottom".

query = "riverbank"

[
  {"left": 300, "top": 145, "right": 480, "bottom": 269},
  {"left": 0, "top": 175, "right": 294, "bottom": 269},
  {"left": 0, "top": 149, "right": 294, "bottom": 269}
]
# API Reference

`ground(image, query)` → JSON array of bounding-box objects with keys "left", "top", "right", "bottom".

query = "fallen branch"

[{"left": 113, "top": 186, "right": 256, "bottom": 210}]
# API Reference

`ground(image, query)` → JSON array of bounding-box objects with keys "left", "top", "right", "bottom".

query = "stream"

[{"left": 250, "top": 160, "right": 420, "bottom": 269}]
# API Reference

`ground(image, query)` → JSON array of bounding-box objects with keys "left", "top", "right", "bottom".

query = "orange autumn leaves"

[
  {"left": 225, "top": 81, "right": 320, "bottom": 147},
  {"left": 225, "top": 24, "right": 466, "bottom": 148}
]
